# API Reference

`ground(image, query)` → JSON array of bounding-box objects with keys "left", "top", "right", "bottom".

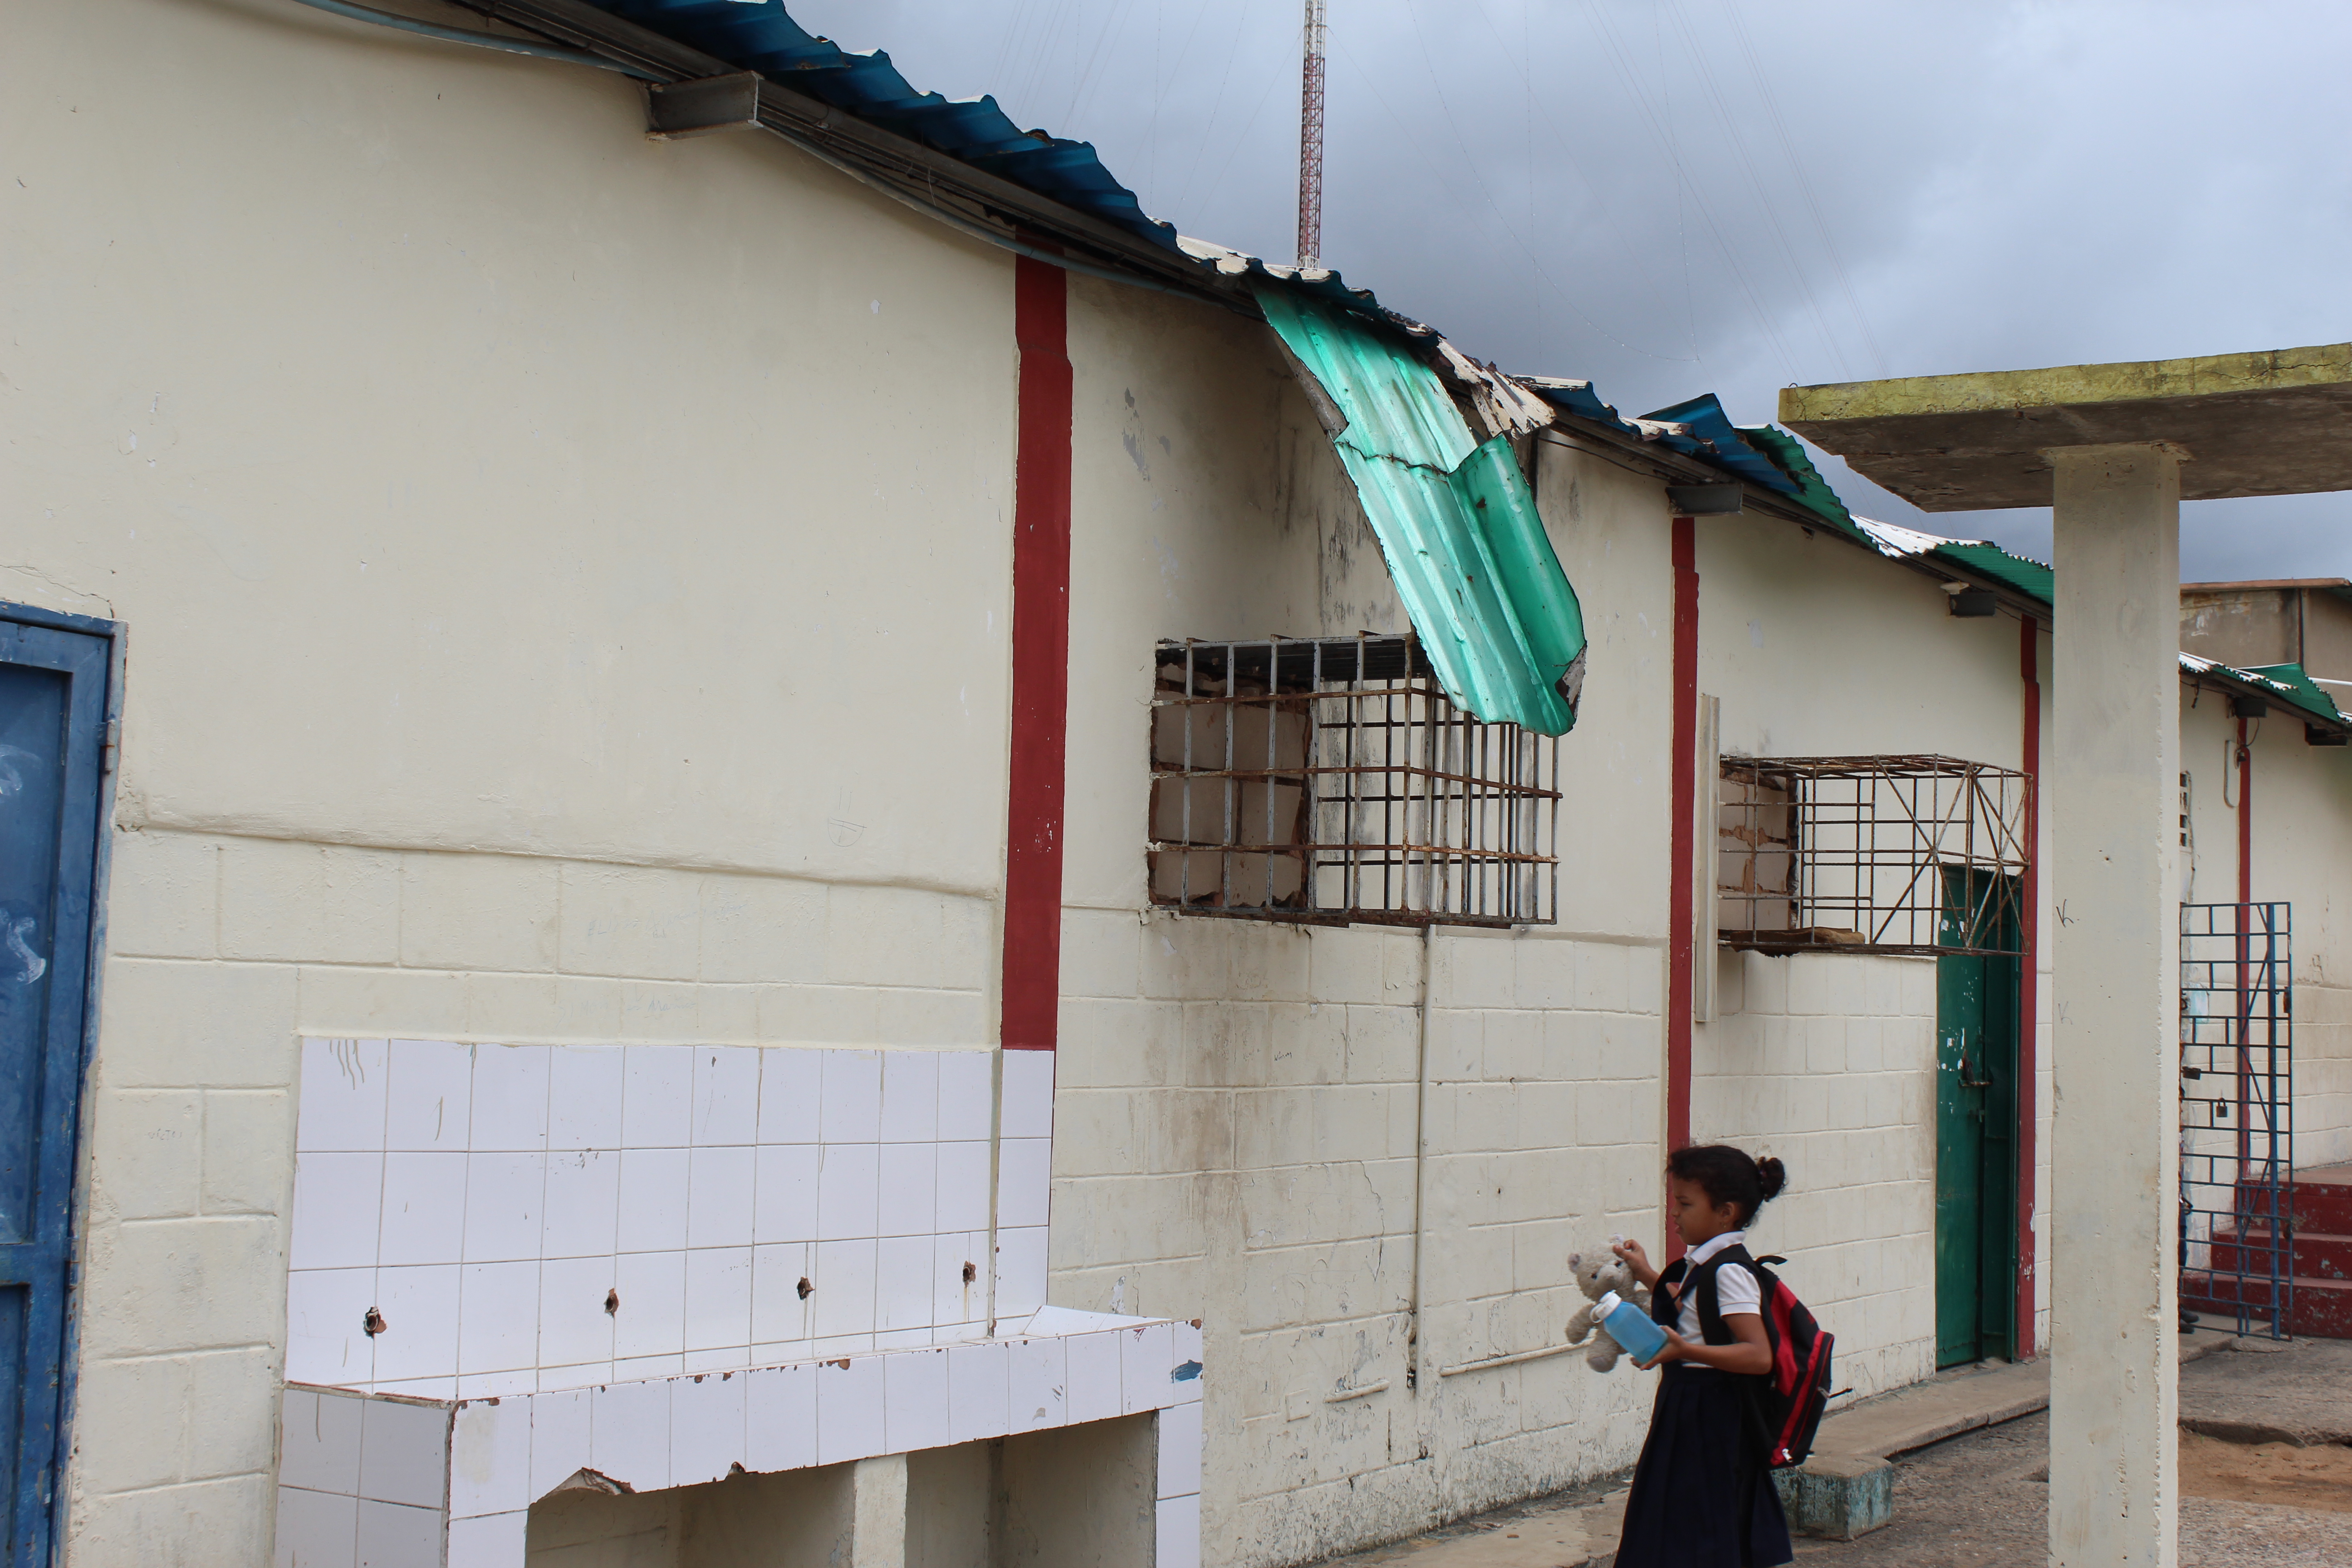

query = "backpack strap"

[
  {"left": 1650, "top": 1258, "right": 1690, "bottom": 1329},
  {"left": 1690, "top": 1244, "right": 1768, "bottom": 1347}
]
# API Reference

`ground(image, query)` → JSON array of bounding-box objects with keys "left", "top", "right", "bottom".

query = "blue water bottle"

[{"left": 1597, "top": 1289, "right": 1669, "bottom": 1366}]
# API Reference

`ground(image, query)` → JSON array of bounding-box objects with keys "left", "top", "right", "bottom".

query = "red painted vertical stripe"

[
  {"left": 2016, "top": 615, "right": 2040, "bottom": 1357},
  {"left": 1666, "top": 515, "right": 1698, "bottom": 1256},
  {"left": 2237, "top": 717, "right": 2254, "bottom": 1170},
  {"left": 2237, "top": 717, "right": 2253, "bottom": 909},
  {"left": 1002, "top": 256, "right": 1072, "bottom": 1052}
]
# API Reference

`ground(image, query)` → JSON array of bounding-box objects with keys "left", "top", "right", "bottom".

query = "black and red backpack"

[{"left": 1657, "top": 1245, "right": 1838, "bottom": 1469}]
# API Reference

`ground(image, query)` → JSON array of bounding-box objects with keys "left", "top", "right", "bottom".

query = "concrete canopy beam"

[{"left": 1779, "top": 342, "right": 2352, "bottom": 510}]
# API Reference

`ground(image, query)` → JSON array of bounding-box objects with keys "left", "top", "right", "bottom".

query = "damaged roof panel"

[{"left": 1258, "top": 287, "right": 1587, "bottom": 736}]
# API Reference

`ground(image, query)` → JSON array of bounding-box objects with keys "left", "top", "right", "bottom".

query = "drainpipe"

[
  {"left": 1666, "top": 515, "right": 1698, "bottom": 1257},
  {"left": 2017, "top": 615, "right": 2042, "bottom": 1357}
]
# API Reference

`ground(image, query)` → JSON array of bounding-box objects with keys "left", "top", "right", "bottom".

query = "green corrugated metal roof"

[
  {"left": 2240, "top": 662, "right": 2350, "bottom": 726},
  {"left": 1257, "top": 287, "right": 1586, "bottom": 735},
  {"left": 1927, "top": 541, "right": 2053, "bottom": 608}
]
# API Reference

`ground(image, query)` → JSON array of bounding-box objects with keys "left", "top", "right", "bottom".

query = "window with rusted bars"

[
  {"left": 1149, "top": 636, "right": 1560, "bottom": 927},
  {"left": 1718, "top": 755, "right": 2030, "bottom": 955}
]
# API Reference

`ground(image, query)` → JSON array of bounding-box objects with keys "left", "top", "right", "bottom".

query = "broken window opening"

[
  {"left": 1149, "top": 636, "right": 1560, "bottom": 929},
  {"left": 1718, "top": 755, "right": 2030, "bottom": 956}
]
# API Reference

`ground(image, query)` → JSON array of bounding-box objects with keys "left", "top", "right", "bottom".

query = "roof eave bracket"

[{"left": 645, "top": 72, "right": 764, "bottom": 139}]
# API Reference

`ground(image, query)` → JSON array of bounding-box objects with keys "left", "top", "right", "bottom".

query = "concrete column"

[
  {"left": 851, "top": 1453, "right": 910, "bottom": 1568},
  {"left": 2047, "top": 444, "right": 2181, "bottom": 1568}
]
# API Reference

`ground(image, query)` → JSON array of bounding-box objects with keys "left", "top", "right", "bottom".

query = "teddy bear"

[{"left": 1564, "top": 1245, "right": 1654, "bottom": 1372}]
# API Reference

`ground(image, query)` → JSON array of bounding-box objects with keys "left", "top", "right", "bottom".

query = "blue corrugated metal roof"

[
  {"left": 1638, "top": 395, "right": 1800, "bottom": 495},
  {"left": 586, "top": 0, "right": 1183, "bottom": 250}
]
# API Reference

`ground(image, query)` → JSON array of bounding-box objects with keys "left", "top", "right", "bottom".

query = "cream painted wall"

[
  {"left": 6, "top": 0, "right": 1027, "bottom": 1559},
  {"left": 2180, "top": 692, "right": 2352, "bottom": 1168}
]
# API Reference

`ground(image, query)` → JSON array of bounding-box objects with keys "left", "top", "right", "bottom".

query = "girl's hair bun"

[{"left": 1755, "top": 1156, "right": 1788, "bottom": 1205}]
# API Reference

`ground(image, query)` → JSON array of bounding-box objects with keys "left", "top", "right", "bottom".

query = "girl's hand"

[
  {"left": 1611, "top": 1236, "right": 1659, "bottom": 1289},
  {"left": 1631, "top": 1328, "right": 1689, "bottom": 1372}
]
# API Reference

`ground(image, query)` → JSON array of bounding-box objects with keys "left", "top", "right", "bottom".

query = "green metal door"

[{"left": 1936, "top": 873, "right": 2020, "bottom": 1367}]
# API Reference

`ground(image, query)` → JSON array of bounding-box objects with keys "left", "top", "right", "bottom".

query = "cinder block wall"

[
  {"left": 1695, "top": 951, "right": 1938, "bottom": 1398},
  {"left": 1049, "top": 913, "right": 1666, "bottom": 1568},
  {"left": 75, "top": 825, "right": 992, "bottom": 1560}
]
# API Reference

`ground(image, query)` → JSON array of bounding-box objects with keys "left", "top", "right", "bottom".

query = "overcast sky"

[{"left": 791, "top": 0, "right": 2352, "bottom": 582}]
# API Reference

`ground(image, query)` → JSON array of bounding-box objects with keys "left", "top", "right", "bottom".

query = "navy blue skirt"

[{"left": 1613, "top": 1365, "right": 1792, "bottom": 1568}]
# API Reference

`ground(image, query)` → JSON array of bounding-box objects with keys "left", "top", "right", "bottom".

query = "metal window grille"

[
  {"left": 2179, "top": 902, "right": 2293, "bottom": 1339},
  {"left": 1718, "top": 755, "right": 2031, "bottom": 955},
  {"left": 1148, "top": 636, "right": 1560, "bottom": 927}
]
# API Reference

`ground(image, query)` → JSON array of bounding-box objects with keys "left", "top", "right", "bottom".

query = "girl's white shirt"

[{"left": 1674, "top": 1228, "right": 1762, "bottom": 1338}]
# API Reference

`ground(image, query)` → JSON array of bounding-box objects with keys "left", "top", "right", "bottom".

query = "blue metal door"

[{"left": 0, "top": 609, "right": 112, "bottom": 1565}]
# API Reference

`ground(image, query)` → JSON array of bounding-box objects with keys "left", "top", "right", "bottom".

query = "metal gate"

[{"left": 2179, "top": 902, "right": 2292, "bottom": 1339}]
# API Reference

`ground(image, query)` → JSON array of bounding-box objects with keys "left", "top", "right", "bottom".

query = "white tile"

[
  {"left": 616, "top": 1147, "right": 690, "bottom": 1255},
  {"left": 612, "top": 1250, "right": 687, "bottom": 1360},
  {"left": 936, "top": 1051, "right": 994, "bottom": 1143},
  {"left": 1065, "top": 1329, "right": 1122, "bottom": 1426},
  {"left": 590, "top": 1378, "right": 671, "bottom": 1493},
  {"left": 931, "top": 1320, "right": 987, "bottom": 1348},
  {"left": 754, "top": 1048, "right": 822, "bottom": 1145},
  {"left": 370, "top": 1266, "right": 461, "bottom": 1385},
  {"left": 1120, "top": 1322, "right": 1173, "bottom": 1416},
  {"left": 280, "top": 1387, "right": 364, "bottom": 1496},
  {"left": 683, "top": 1247, "right": 754, "bottom": 1353},
  {"left": 998, "top": 1049, "right": 1055, "bottom": 1139},
  {"left": 809, "top": 1332, "right": 875, "bottom": 1358},
  {"left": 813, "top": 1355, "right": 886, "bottom": 1465},
  {"left": 1156, "top": 1399, "right": 1203, "bottom": 1499},
  {"left": 1171, "top": 1321, "right": 1204, "bottom": 1405},
  {"left": 547, "top": 1046, "right": 623, "bottom": 1152},
  {"left": 461, "top": 1152, "right": 546, "bottom": 1264},
  {"left": 1156, "top": 1490, "right": 1202, "bottom": 1568},
  {"left": 1007, "top": 1335, "right": 1067, "bottom": 1434},
  {"left": 287, "top": 1267, "right": 378, "bottom": 1390},
  {"left": 818, "top": 1050, "right": 882, "bottom": 1143},
  {"left": 456, "top": 1369, "right": 534, "bottom": 1401},
  {"left": 992, "top": 1227, "right": 1048, "bottom": 1322},
  {"left": 883, "top": 1345, "right": 950, "bottom": 1454},
  {"left": 1022, "top": 1307, "right": 1141, "bottom": 1335},
  {"left": 668, "top": 1371, "right": 748, "bottom": 1487},
  {"left": 291, "top": 1152, "right": 384, "bottom": 1273},
  {"left": 445, "top": 1510, "right": 528, "bottom": 1568},
  {"left": 541, "top": 1149, "right": 620, "bottom": 1260},
  {"left": 274, "top": 1485, "right": 358, "bottom": 1568},
  {"left": 538, "top": 1255, "right": 615, "bottom": 1372},
  {"left": 687, "top": 1146, "right": 756, "bottom": 1250},
  {"left": 934, "top": 1142, "right": 992, "bottom": 1235},
  {"left": 448, "top": 1398, "right": 530, "bottom": 1520},
  {"left": 613, "top": 1352, "right": 685, "bottom": 1382},
  {"left": 691, "top": 1047, "right": 760, "bottom": 1146},
  {"left": 299, "top": 1038, "right": 389, "bottom": 1154},
  {"left": 876, "top": 1144, "right": 937, "bottom": 1239},
  {"left": 358, "top": 1395, "right": 451, "bottom": 1509},
  {"left": 457, "top": 1262, "right": 539, "bottom": 1376},
  {"left": 385, "top": 1038, "right": 473, "bottom": 1152},
  {"left": 749, "top": 1243, "right": 814, "bottom": 1347},
  {"left": 469, "top": 1044, "right": 549, "bottom": 1153},
  {"left": 355, "top": 1498, "right": 444, "bottom": 1567},
  {"left": 751, "top": 1144, "right": 820, "bottom": 1245},
  {"left": 946, "top": 1338, "right": 1010, "bottom": 1445},
  {"left": 622, "top": 1045, "right": 694, "bottom": 1149},
  {"left": 994, "top": 1137, "right": 1052, "bottom": 1230},
  {"left": 810, "top": 1239, "right": 877, "bottom": 1340},
  {"left": 743, "top": 1362, "right": 817, "bottom": 1473},
  {"left": 529, "top": 1387, "right": 593, "bottom": 1499},
  {"left": 377, "top": 1152, "right": 467, "bottom": 1269},
  {"left": 684, "top": 1346, "right": 757, "bottom": 1376},
  {"left": 872, "top": 1327, "right": 933, "bottom": 1351},
  {"left": 873, "top": 1236, "right": 935, "bottom": 1333},
  {"left": 932, "top": 1233, "right": 987, "bottom": 1329},
  {"left": 814, "top": 1144, "right": 879, "bottom": 1242},
  {"left": 368, "top": 1376, "right": 456, "bottom": 1402},
  {"left": 879, "top": 1051, "right": 940, "bottom": 1143}
]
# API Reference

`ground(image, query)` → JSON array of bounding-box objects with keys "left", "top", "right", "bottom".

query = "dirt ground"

[{"left": 1310, "top": 1337, "right": 2352, "bottom": 1568}]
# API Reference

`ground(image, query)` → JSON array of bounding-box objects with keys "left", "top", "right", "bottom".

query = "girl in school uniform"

[{"left": 1608, "top": 1144, "right": 1793, "bottom": 1568}]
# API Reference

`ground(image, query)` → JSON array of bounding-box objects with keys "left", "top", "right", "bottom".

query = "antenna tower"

[{"left": 1297, "top": 0, "right": 1327, "bottom": 269}]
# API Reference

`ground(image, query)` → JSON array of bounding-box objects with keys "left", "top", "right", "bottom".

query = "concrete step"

[
  {"left": 2182, "top": 1268, "right": 2352, "bottom": 1339},
  {"left": 2286, "top": 1164, "right": 2352, "bottom": 1234},
  {"left": 2211, "top": 1223, "right": 2352, "bottom": 1282}
]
